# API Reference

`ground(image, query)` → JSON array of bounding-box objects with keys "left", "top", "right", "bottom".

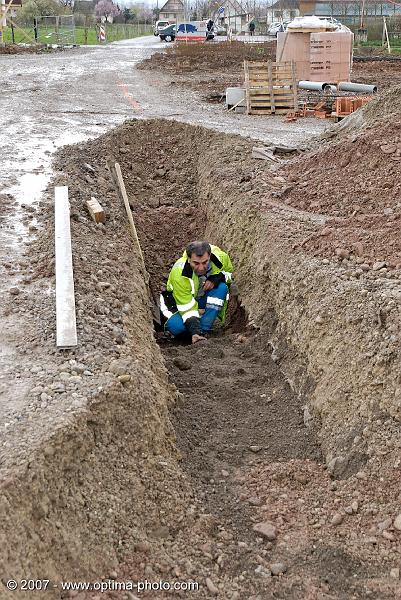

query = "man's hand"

[
  {"left": 203, "top": 280, "right": 215, "bottom": 292},
  {"left": 192, "top": 334, "right": 207, "bottom": 344}
]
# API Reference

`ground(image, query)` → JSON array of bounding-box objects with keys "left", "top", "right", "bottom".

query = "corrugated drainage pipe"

[{"left": 338, "top": 82, "right": 378, "bottom": 94}]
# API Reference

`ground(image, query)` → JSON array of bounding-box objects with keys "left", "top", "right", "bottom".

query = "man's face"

[{"left": 188, "top": 251, "right": 210, "bottom": 276}]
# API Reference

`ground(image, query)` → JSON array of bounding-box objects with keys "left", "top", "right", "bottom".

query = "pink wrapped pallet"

[{"left": 277, "top": 22, "right": 353, "bottom": 83}]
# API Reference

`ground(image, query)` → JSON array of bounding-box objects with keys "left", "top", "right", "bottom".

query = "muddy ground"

[
  {"left": 138, "top": 41, "right": 401, "bottom": 100},
  {"left": 2, "top": 38, "right": 401, "bottom": 600},
  {"left": 2, "top": 113, "right": 401, "bottom": 599}
]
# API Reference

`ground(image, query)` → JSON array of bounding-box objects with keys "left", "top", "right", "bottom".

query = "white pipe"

[
  {"left": 338, "top": 82, "right": 377, "bottom": 94},
  {"left": 298, "top": 81, "right": 334, "bottom": 92}
]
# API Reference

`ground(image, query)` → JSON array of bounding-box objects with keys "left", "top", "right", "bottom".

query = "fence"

[
  {"left": 1, "top": 18, "right": 153, "bottom": 45},
  {"left": 34, "top": 15, "right": 75, "bottom": 45}
]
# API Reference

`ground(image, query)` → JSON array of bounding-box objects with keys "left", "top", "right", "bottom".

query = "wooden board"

[
  {"left": 86, "top": 197, "right": 105, "bottom": 224},
  {"left": 244, "top": 60, "right": 298, "bottom": 115},
  {"left": 55, "top": 186, "right": 77, "bottom": 348}
]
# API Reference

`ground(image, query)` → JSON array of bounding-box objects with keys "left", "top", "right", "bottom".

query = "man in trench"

[{"left": 160, "top": 241, "right": 233, "bottom": 344}]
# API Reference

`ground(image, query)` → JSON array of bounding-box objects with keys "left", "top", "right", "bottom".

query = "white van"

[
  {"left": 175, "top": 21, "right": 214, "bottom": 42},
  {"left": 154, "top": 20, "right": 172, "bottom": 35}
]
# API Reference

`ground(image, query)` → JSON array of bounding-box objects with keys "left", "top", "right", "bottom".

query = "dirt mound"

[
  {"left": 362, "top": 83, "right": 401, "bottom": 123},
  {"left": 0, "top": 43, "right": 50, "bottom": 54},
  {"left": 138, "top": 41, "right": 276, "bottom": 98},
  {"left": 352, "top": 61, "right": 401, "bottom": 91},
  {"left": 281, "top": 85, "right": 401, "bottom": 266},
  {"left": 139, "top": 41, "right": 275, "bottom": 74}
]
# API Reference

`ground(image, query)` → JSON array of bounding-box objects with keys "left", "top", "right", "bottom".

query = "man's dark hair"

[{"left": 186, "top": 241, "right": 211, "bottom": 259}]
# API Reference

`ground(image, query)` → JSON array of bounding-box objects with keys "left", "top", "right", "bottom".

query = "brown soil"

[
  {"left": 0, "top": 43, "right": 52, "bottom": 54},
  {"left": 139, "top": 41, "right": 401, "bottom": 101},
  {"left": 138, "top": 41, "right": 276, "bottom": 98},
  {"left": 280, "top": 84, "right": 401, "bottom": 267},
  {"left": 5, "top": 118, "right": 395, "bottom": 600},
  {"left": 352, "top": 60, "right": 401, "bottom": 89},
  {"left": 3, "top": 38, "right": 401, "bottom": 600}
]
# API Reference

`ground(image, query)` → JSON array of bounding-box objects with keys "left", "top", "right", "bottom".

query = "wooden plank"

[
  {"left": 249, "top": 109, "right": 290, "bottom": 115},
  {"left": 268, "top": 63, "right": 275, "bottom": 113},
  {"left": 292, "top": 61, "right": 298, "bottom": 110},
  {"left": 114, "top": 162, "right": 146, "bottom": 270},
  {"left": 247, "top": 61, "right": 269, "bottom": 67},
  {"left": 244, "top": 60, "right": 251, "bottom": 115},
  {"left": 250, "top": 90, "right": 294, "bottom": 97},
  {"left": 55, "top": 186, "right": 77, "bottom": 349},
  {"left": 249, "top": 88, "right": 270, "bottom": 95},
  {"left": 86, "top": 197, "right": 105, "bottom": 224},
  {"left": 249, "top": 98, "right": 295, "bottom": 104},
  {"left": 250, "top": 105, "right": 294, "bottom": 110}
]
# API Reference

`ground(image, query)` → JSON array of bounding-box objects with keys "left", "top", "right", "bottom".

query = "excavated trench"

[{"left": 2, "top": 119, "right": 401, "bottom": 599}]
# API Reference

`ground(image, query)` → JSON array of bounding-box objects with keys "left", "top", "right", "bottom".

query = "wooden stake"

[
  {"left": 109, "top": 162, "right": 161, "bottom": 324},
  {"left": 55, "top": 186, "right": 77, "bottom": 348},
  {"left": 383, "top": 16, "right": 391, "bottom": 54},
  {"left": 114, "top": 162, "right": 146, "bottom": 271}
]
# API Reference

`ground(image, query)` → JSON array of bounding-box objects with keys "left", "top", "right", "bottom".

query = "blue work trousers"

[{"left": 166, "top": 282, "right": 228, "bottom": 336}]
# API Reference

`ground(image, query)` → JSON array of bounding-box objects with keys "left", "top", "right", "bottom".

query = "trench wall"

[
  {"left": 2, "top": 119, "right": 401, "bottom": 595},
  {"left": 0, "top": 169, "right": 186, "bottom": 599},
  {"left": 198, "top": 143, "right": 401, "bottom": 475}
]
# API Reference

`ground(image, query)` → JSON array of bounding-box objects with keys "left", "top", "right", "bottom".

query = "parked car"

[
  {"left": 154, "top": 20, "right": 172, "bottom": 36},
  {"left": 267, "top": 21, "right": 289, "bottom": 36},
  {"left": 213, "top": 24, "right": 227, "bottom": 35},
  {"left": 159, "top": 24, "right": 176, "bottom": 42}
]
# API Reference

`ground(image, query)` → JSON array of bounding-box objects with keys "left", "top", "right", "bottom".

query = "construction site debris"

[
  {"left": 332, "top": 95, "right": 372, "bottom": 120},
  {"left": 86, "top": 197, "right": 105, "bottom": 223},
  {"left": 244, "top": 60, "right": 297, "bottom": 115},
  {"left": 252, "top": 146, "right": 279, "bottom": 161},
  {"left": 338, "top": 81, "right": 378, "bottom": 94},
  {"left": 277, "top": 30, "right": 353, "bottom": 82}
]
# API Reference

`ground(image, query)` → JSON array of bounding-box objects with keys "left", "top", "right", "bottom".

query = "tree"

[
  {"left": 122, "top": 7, "right": 132, "bottom": 21},
  {"left": 95, "top": 0, "right": 120, "bottom": 21},
  {"left": 136, "top": 5, "right": 152, "bottom": 22},
  {"left": 17, "top": 0, "right": 64, "bottom": 23}
]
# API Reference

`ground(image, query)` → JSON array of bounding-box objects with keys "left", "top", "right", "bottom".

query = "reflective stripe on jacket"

[{"left": 165, "top": 245, "right": 233, "bottom": 323}]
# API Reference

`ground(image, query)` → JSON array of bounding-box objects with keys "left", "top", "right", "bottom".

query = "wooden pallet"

[{"left": 244, "top": 60, "right": 298, "bottom": 116}]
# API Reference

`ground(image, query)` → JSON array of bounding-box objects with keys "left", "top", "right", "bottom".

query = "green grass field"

[
  {"left": 1, "top": 23, "right": 152, "bottom": 45},
  {"left": 355, "top": 40, "right": 401, "bottom": 54}
]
